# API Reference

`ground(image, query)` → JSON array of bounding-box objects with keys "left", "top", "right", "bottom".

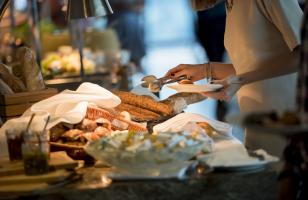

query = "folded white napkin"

[
  {"left": 198, "top": 137, "right": 256, "bottom": 167},
  {"left": 198, "top": 136, "right": 279, "bottom": 168},
  {"left": 153, "top": 113, "right": 233, "bottom": 137},
  {"left": 0, "top": 82, "right": 121, "bottom": 157}
]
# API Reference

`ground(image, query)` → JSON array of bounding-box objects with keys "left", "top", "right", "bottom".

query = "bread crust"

[
  {"left": 15, "top": 47, "right": 45, "bottom": 91},
  {"left": 112, "top": 91, "right": 173, "bottom": 116},
  {"left": 0, "top": 63, "right": 26, "bottom": 92},
  {"left": 86, "top": 106, "right": 147, "bottom": 132},
  {"left": 115, "top": 103, "right": 162, "bottom": 122},
  {"left": 161, "top": 92, "right": 206, "bottom": 114}
]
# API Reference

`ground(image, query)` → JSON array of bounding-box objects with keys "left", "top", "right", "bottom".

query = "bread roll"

[
  {"left": 15, "top": 47, "right": 45, "bottom": 91},
  {"left": 112, "top": 91, "right": 173, "bottom": 116},
  {"left": 179, "top": 79, "right": 193, "bottom": 84},
  {"left": 0, "top": 63, "right": 26, "bottom": 92}
]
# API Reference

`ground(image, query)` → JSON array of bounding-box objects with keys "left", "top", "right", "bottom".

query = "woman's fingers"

[{"left": 165, "top": 64, "right": 186, "bottom": 77}]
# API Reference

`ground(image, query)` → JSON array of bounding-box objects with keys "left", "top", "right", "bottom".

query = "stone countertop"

[{"left": 8, "top": 165, "right": 279, "bottom": 200}]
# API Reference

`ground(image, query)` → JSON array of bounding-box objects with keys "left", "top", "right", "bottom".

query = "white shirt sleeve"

[{"left": 260, "top": 0, "right": 303, "bottom": 51}]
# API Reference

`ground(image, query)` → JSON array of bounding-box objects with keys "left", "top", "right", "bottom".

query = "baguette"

[
  {"left": 0, "top": 79, "right": 14, "bottom": 94},
  {"left": 15, "top": 47, "right": 45, "bottom": 92},
  {"left": 161, "top": 93, "right": 206, "bottom": 114},
  {"left": 112, "top": 91, "right": 173, "bottom": 116},
  {"left": 0, "top": 63, "right": 26, "bottom": 92},
  {"left": 115, "top": 103, "right": 162, "bottom": 122}
]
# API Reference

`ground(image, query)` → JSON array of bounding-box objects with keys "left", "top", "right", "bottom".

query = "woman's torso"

[{"left": 224, "top": 0, "right": 302, "bottom": 112}]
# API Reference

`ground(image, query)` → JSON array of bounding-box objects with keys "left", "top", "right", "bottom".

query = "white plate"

[{"left": 167, "top": 84, "right": 223, "bottom": 93}]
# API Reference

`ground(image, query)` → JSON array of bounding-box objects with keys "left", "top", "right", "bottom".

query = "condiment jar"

[{"left": 22, "top": 130, "right": 49, "bottom": 175}]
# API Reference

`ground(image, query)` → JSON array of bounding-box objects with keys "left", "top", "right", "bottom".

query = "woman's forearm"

[
  {"left": 206, "top": 62, "right": 236, "bottom": 80},
  {"left": 237, "top": 47, "right": 299, "bottom": 85}
]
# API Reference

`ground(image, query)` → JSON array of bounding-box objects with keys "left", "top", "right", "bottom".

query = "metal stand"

[{"left": 28, "top": 0, "right": 42, "bottom": 68}]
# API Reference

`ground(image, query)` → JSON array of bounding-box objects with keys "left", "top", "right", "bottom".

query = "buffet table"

[{"left": 1, "top": 163, "right": 279, "bottom": 200}]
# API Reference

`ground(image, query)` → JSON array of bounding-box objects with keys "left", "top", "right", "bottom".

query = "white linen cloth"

[
  {"left": 0, "top": 82, "right": 121, "bottom": 157},
  {"left": 198, "top": 136, "right": 279, "bottom": 168},
  {"left": 153, "top": 113, "right": 233, "bottom": 137}
]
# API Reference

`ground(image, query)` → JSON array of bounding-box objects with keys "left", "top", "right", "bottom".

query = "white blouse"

[
  {"left": 224, "top": 0, "right": 303, "bottom": 112},
  {"left": 224, "top": 0, "right": 303, "bottom": 156}
]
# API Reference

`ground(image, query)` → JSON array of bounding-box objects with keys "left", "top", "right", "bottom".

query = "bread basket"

[{"left": 50, "top": 142, "right": 95, "bottom": 163}]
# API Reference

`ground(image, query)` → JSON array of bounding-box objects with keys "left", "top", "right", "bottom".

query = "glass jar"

[
  {"left": 22, "top": 130, "right": 50, "bottom": 175},
  {"left": 5, "top": 129, "right": 23, "bottom": 161}
]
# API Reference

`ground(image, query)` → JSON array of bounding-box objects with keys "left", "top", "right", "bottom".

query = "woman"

[{"left": 166, "top": 0, "right": 303, "bottom": 156}]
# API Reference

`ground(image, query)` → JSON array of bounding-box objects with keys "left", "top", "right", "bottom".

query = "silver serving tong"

[{"left": 141, "top": 75, "right": 189, "bottom": 92}]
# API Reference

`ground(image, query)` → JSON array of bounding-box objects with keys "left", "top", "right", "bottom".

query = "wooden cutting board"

[
  {"left": 0, "top": 169, "right": 73, "bottom": 185},
  {"left": 0, "top": 152, "right": 80, "bottom": 194},
  {"left": 0, "top": 151, "right": 80, "bottom": 177},
  {"left": 0, "top": 169, "right": 76, "bottom": 194}
]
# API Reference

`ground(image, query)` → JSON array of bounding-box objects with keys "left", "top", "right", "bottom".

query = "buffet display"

[
  {"left": 47, "top": 87, "right": 211, "bottom": 160},
  {"left": 41, "top": 46, "right": 96, "bottom": 77}
]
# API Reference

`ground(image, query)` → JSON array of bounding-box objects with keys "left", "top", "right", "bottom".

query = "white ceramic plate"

[{"left": 167, "top": 84, "right": 223, "bottom": 93}]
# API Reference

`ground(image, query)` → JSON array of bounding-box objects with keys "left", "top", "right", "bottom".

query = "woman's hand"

[
  {"left": 165, "top": 64, "right": 206, "bottom": 82},
  {"left": 201, "top": 75, "right": 242, "bottom": 101}
]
